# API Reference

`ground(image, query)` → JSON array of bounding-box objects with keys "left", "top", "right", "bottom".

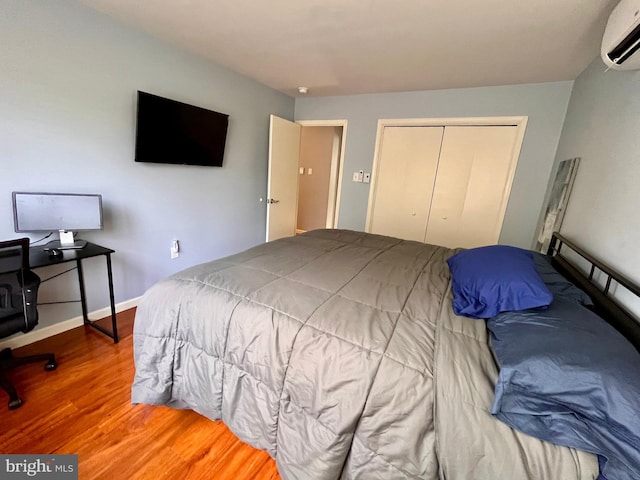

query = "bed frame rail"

[{"left": 547, "top": 232, "right": 640, "bottom": 351}]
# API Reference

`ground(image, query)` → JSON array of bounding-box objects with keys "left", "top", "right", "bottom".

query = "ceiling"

[{"left": 75, "top": 0, "right": 619, "bottom": 97}]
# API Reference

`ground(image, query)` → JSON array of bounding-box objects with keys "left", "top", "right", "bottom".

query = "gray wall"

[
  {"left": 553, "top": 57, "right": 640, "bottom": 311},
  {"left": 295, "top": 82, "right": 573, "bottom": 249},
  {"left": 1, "top": 0, "right": 293, "bottom": 327}
]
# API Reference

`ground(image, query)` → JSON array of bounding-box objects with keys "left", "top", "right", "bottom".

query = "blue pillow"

[
  {"left": 488, "top": 298, "right": 640, "bottom": 480},
  {"left": 532, "top": 252, "right": 593, "bottom": 306},
  {"left": 446, "top": 245, "right": 553, "bottom": 319}
]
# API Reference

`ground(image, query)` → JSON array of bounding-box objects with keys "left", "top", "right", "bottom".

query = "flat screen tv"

[{"left": 135, "top": 91, "right": 229, "bottom": 167}]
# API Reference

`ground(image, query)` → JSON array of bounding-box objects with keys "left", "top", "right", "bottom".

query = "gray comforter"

[{"left": 131, "top": 229, "right": 597, "bottom": 479}]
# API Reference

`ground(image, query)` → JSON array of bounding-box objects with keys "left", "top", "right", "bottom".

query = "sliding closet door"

[
  {"left": 424, "top": 125, "right": 519, "bottom": 249},
  {"left": 368, "top": 127, "right": 444, "bottom": 241}
]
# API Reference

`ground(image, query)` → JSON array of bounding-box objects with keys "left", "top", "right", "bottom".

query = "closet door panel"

[
  {"left": 369, "top": 126, "right": 443, "bottom": 242},
  {"left": 425, "top": 126, "right": 518, "bottom": 248}
]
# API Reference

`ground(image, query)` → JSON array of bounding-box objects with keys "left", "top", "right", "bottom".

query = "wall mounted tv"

[{"left": 135, "top": 91, "right": 229, "bottom": 167}]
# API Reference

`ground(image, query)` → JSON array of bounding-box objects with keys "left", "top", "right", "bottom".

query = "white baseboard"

[
  {"left": 0, "top": 296, "right": 141, "bottom": 350},
  {"left": 86, "top": 296, "right": 140, "bottom": 322}
]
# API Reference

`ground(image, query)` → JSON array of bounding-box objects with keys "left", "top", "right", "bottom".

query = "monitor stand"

[
  {"left": 46, "top": 239, "right": 87, "bottom": 250},
  {"left": 47, "top": 240, "right": 87, "bottom": 250},
  {"left": 48, "top": 230, "right": 87, "bottom": 250}
]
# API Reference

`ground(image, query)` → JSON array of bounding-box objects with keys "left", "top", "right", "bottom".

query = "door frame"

[
  {"left": 297, "top": 120, "right": 348, "bottom": 229},
  {"left": 365, "top": 116, "right": 528, "bottom": 235}
]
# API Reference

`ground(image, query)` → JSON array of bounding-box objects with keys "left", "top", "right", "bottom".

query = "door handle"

[{"left": 267, "top": 198, "right": 280, "bottom": 204}]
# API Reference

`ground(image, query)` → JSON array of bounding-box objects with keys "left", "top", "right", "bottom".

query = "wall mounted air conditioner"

[{"left": 602, "top": 0, "right": 640, "bottom": 70}]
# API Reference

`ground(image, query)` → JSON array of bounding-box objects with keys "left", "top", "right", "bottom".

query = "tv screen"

[
  {"left": 12, "top": 192, "right": 103, "bottom": 232},
  {"left": 135, "top": 91, "right": 229, "bottom": 167}
]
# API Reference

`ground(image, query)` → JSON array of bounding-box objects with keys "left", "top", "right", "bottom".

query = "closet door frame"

[{"left": 365, "top": 116, "right": 528, "bottom": 239}]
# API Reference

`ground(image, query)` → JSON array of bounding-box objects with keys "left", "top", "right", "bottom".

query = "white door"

[
  {"left": 367, "top": 126, "right": 444, "bottom": 241},
  {"left": 424, "top": 126, "right": 519, "bottom": 248},
  {"left": 267, "top": 115, "right": 301, "bottom": 241}
]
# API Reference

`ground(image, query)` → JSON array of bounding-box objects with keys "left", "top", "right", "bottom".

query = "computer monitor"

[{"left": 12, "top": 192, "right": 103, "bottom": 249}]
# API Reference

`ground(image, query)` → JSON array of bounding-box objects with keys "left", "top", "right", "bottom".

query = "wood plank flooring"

[{"left": 0, "top": 309, "right": 280, "bottom": 480}]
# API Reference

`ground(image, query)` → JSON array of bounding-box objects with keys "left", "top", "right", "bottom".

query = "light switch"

[
  {"left": 307, "top": 168, "right": 313, "bottom": 175},
  {"left": 363, "top": 172, "right": 371, "bottom": 183},
  {"left": 353, "top": 172, "right": 360, "bottom": 182},
  {"left": 299, "top": 167, "right": 305, "bottom": 175}
]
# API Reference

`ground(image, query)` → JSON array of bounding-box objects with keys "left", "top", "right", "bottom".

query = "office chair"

[{"left": 0, "top": 238, "right": 56, "bottom": 409}]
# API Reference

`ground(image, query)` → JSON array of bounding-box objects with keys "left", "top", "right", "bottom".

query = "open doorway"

[{"left": 296, "top": 123, "right": 344, "bottom": 234}]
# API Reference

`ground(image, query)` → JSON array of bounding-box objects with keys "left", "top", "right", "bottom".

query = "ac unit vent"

[
  {"left": 606, "top": 22, "right": 640, "bottom": 65},
  {"left": 602, "top": 0, "right": 640, "bottom": 70}
]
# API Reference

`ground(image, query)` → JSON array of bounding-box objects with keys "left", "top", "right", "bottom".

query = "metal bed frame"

[{"left": 547, "top": 232, "right": 640, "bottom": 351}]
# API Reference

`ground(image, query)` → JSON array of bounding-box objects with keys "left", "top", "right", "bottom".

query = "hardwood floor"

[{"left": 0, "top": 309, "right": 281, "bottom": 480}]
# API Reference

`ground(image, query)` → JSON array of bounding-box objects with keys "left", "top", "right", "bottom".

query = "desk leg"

[
  {"left": 76, "top": 258, "right": 90, "bottom": 325},
  {"left": 77, "top": 254, "right": 119, "bottom": 344},
  {"left": 106, "top": 253, "right": 119, "bottom": 343}
]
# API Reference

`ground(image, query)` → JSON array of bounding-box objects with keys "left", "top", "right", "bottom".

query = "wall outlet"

[{"left": 171, "top": 240, "right": 180, "bottom": 259}]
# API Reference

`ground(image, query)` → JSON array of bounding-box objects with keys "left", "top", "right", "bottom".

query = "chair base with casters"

[{"left": 0, "top": 347, "right": 57, "bottom": 409}]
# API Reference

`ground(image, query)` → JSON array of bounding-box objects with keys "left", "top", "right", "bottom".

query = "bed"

[{"left": 131, "top": 229, "right": 640, "bottom": 479}]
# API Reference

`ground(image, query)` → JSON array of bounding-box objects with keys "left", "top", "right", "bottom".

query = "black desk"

[{"left": 30, "top": 242, "right": 119, "bottom": 343}]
